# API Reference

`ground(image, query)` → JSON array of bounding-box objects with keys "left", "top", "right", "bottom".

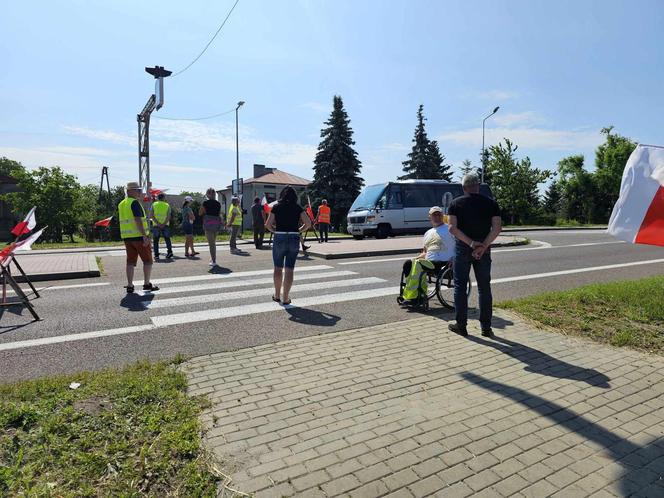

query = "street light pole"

[
  {"left": 481, "top": 106, "right": 500, "bottom": 183},
  {"left": 235, "top": 101, "right": 245, "bottom": 193}
]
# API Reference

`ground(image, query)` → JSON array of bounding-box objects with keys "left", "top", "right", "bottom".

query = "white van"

[{"left": 346, "top": 179, "right": 494, "bottom": 239}]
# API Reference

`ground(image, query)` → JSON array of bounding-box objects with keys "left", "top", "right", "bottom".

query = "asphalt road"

[{"left": 1, "top": 230, "right": 663, "bottom": 382}]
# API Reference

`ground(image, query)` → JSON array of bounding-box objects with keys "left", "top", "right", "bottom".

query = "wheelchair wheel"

[{"left": 436, "top": 266, "right": 472, "bottom": 310}]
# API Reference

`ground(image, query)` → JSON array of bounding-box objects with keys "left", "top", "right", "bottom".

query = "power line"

[
  {"left": 155, "top": 108, "right": 236, "bottom": 121},
  {"left": 171, "top": 0, "right": 241, "bottom": 77}
]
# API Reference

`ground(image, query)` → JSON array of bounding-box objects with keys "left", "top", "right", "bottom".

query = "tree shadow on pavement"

[
  {"left": 460, "top": 372, "right": 664, "bottom": 496},
  {"left": 284, "top": 307, "right": 340, "bottom": 327},
  {"left": 465, "top": 334, "right": 611, "bottom": 388}
]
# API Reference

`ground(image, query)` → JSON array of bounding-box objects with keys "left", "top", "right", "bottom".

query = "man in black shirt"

[
  {"left": 251, "top": 197, "right": 266, "bottom": 249},
  {"left": 447, "top": 173, "right": 502, "bottom": 336}
]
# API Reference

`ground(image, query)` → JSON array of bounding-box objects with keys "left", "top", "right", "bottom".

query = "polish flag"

[
  {"left": 14, "top": 228, "right": 44, "bottom": 251},
  {"left": 608, "top": 144, "right": 664, "bottom": 247},
  {"left": 0, "top": 244, "right": 14, "bottom": 266},
  {"left": 261, "top": 195, "right": 271, "bottom": 214},
  {"left": 95, "top": 216, "right": 113, "bottom": 227},
  {"left": 11, "top": 206, "right": 36, "bottom": 237}
]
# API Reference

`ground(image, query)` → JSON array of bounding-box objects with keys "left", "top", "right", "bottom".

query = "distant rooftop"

[{"left": 222, "top": 164, "right": 311, "bottom": 188}]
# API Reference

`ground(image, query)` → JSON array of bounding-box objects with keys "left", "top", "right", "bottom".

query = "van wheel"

[
  {"left": 376, "top": 224, "right": 391, "bottom": 239},
  {"left": 352, "top": 235, "right": 365, "bottom": 240}
]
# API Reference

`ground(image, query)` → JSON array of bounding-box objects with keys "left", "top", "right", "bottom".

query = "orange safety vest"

[{"left": 318, "top": 205, "right": 331, "bottom": 224}]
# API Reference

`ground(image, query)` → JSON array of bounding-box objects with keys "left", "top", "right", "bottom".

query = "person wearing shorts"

[
  {"left": 265, "top": 186, "right": 311, "bottom": 305},
  {"left": 199, "top": 188, "right": 222, "bottom": 267},
  {"left": 118, "top": 182, "right": 159, "bottom": 294}
]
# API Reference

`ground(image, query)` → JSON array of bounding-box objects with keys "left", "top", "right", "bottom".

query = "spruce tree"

[
  {"left": 542, "top": 180, "right": 562, "bottom": 217},
  {"left": 310, "top": 95, "right": 364, "bottom": 228},
  {"left": 400, "top": 105, "right": 450, "bottom": 180},
  {"left": 459, "top": 159, "right": 474, "bottom": 180}
]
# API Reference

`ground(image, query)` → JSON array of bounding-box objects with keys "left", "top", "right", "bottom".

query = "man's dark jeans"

[
  {"left": 453, "top": 242, "right": 492, "bottom": 329},
  {"left": 152, "top": 226, "right": 172, "bottom": 257},
  {"left": 253, "top": 225, "right": 265, "bottom": 248},
  {"left": 319, "top": 222, "right": 329, "bottom": 242}
]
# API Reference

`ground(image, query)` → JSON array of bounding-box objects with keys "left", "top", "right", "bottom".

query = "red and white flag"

[
  {"left": 608, "top": 144, "right": 664, "bottom": 247},
  {"left": 94, "top": 216, "right": 113, "bottom": 227},
  {"left": 0, "top": 244, "right": 14, "bottom": 266},
  {"left": 261, "top": 195, "right": 272, "bottom": 214},
  {"left": 14, "top": 228, "right": 44, "bottom": 252},
  {"left": 11, "top": 206, "right": 36, "bottom": 237}
]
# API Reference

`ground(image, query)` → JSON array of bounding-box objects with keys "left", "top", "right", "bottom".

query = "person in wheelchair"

[{"left": 400, "top": 206, "right": 455, "bottom": 306}]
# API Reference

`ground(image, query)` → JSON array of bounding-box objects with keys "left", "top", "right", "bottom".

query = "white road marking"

[
  {"left": 150, "top": 265, "right": 333, "bottom": 284},
  {"left": 338, "top": 240, "right": 627, "bottom": 264},
  {"left": 143, "top": 270, "right": 358, "bottom": 296},
  {"left": 151, "top": 286, "right": 401, "bottom": 327},
  {"left": 491, "top": 258, "right": 664, "bottom": 284},
  {"left": 0, "top": 325, "right": 156, "bottom": 352},
  {"left": 143, "top": 277, "right": 386, "bottom": 309}
]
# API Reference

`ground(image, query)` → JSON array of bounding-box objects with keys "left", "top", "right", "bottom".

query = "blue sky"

[{"left": 2, "top": 0, "right": 663, "bottom": 193}]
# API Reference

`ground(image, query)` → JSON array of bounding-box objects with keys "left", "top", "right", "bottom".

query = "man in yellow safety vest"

[
  {"left": 227, "top": 196, "right": 243, "bottom": 253},
  {"left": 150, "top": 192, "right": 173, "bottom": 260},
  {"left": 118, "top": 182, "right": 159, "bottom": 294},
  {"left": 317, "top": 199, "right": 331, "bottom": 242}
]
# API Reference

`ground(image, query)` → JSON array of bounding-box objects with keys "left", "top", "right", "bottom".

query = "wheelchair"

[{"left": 397, "top": 260, "right": 472, "bottom": 311}]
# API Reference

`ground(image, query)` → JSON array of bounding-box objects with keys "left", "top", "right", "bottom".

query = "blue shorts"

[
  {"left": 181, "top": 222, "right": 193, "bottom": 235},
  {"left": 272, "top": 233, "right": 300, "bottom": 269}
]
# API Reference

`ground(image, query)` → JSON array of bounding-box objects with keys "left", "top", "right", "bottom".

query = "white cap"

[
  {"left": 429, "top": 206, "right": 443, "bottom": 215},
  {"left": 184, "top": 195, "right": 194, "bottom": 202}
]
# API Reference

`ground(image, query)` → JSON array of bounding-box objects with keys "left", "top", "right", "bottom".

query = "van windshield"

[{"left": 350, "top": 184, "right": 387, "bottom": 211}]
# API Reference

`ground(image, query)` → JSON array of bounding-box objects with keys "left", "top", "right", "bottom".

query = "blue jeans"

[
  {"left": 152, "top": 226, "right": 172, "bottom": 256},
  {"left": 272, "top": 233, "right": 300, "bottom": 269},
  {"left": 453, "top": 242, "right": 492, "bottom": 329}
]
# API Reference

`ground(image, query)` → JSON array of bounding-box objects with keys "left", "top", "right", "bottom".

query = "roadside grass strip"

[
  {"left": 499, "top": 275, "right": 664, "bottom": 354},
  {"left": 0, "top": 360, "right": 222, "bottom": 497}
]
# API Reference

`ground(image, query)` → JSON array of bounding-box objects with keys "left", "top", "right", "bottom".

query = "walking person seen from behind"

[
  {"left": 265, "top": 186, "right": 312, "bottom": 305},
  {"left": 181, "top": 196, "right": 199, "bottom": 258},
  {"left": 199, "top": 187, "right": 222, "bottom": 267},
  {"left": 317, "top": 199, "right": 331, "bottom": 242},
  {"left": 251, "top": 196, "right": 266, "bottom": 249},
  {"left": 227, "top": 196, "right": 243, "bottom": 253},
  {"left": 150, "top": 192, "right": 173, "bottom": 260},
  {"left": 118, "top": 182, "right": 159, "bottom": 293},
  {"left": 447, "top": 173, "right": 501, "bottom": 336}
]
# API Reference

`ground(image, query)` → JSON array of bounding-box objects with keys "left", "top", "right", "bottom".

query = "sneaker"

[
  {"left": 481, "top": 328, "right": 494, "bottom": 337},
  {"left": 166, "top": 252, "right": 173, "bottom": 259},
  {"left": 209, "top": 261, "right": 215, "bottom": 266},
  {"left": 448, "top": 323, "right": 468, "bottom": 336},
  {"left": 125, "top": 285, "right": 134, "bottom": 294},
  {"left": 155, "top": 254, "right": 160, "bottom": 260}
]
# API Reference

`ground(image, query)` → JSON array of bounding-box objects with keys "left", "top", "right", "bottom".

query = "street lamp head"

[
  {"left": 145, "top": 66, "right": 172, "bottom": 78},
  {"left": 237, "top": 101, "right": 245, "bottom": 108},
  {"left": 493, "top": 106, "right": 500, "bottom": 114}
]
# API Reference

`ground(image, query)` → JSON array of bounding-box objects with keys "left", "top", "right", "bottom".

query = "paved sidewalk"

[
  {"left": 10, "top": 253, "right": 100, "bottom": 282},
  {"left": 185, "top": 311, "right": 664, "bottom": 498},
  {"left": 306, "top": 235, "right": 527, "bottom": 260}
]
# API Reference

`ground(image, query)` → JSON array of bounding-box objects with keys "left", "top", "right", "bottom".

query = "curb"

[
  {"left": 14, "top": 254, "right": 101, "bottom": 283},
  {"left": 502, "top": 226, "right": 607, "bottom": 232},
  {"left": 306, "top": 237, "right": 529, "bottom": 260}
]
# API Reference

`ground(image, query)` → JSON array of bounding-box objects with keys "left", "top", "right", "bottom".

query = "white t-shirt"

[{"left": 423, "top": 224, "right": 455, "bottom": 262}]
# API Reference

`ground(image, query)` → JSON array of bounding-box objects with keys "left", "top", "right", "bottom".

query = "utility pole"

[
  {"left": 481, "top": 106, "right": 500, "bottom": 183},
  {"left": 137, "top": 65, "right": 171, "bottom": 212}
]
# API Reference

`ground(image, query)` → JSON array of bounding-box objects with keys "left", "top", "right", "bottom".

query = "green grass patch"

[
  {"left": 499, "top": 276, "right": 664, "bottom": 354},
  {"left": 0, "top": 361, "right": 220, "bottom": 497},
  {"left": 94, "top": 256, "right": 104, "bottom": 275}
]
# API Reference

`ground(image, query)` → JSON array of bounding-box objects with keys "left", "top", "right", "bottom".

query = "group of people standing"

[{"left": 118, "top": 183, "right": 332, "bottom": 303}]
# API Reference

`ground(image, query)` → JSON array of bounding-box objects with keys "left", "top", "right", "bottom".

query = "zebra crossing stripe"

[
  {"left": 150, "top": 265, "right": 333, "bottom": 285},
  {"left": 151, "top": 286, "right": 400, "bottom": 327},
  {"left": 142, "top": 270, "right": 358, "bottom": 296},
  {"left": 142, "top": 277, "right": 386, "bottom": 309}
]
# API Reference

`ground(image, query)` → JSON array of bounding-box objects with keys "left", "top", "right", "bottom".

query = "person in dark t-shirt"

[
  {"left": 448, "top": 173, "right": 502, "bottom": 337},
  {"left": 251, "top": 197, "right": 266, "bottom": 249}
]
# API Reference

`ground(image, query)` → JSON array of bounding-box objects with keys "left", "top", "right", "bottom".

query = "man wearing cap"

[
  {"left": 227, "top": 196, "right": 243, "bottom": 253},
  {"left": 447, "top": 173, "right": 501, "bottom": 337},
  {"left": 118, "top": 182, "right": 159, "bottom": 293},
  {"left": 150, "top": 192, "right": 173, "bottom": 260},
  {"left": 317, "top": 199, "right": 331, "bottom": 243}
]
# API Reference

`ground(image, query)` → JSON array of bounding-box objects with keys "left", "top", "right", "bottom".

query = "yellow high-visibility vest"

[
  {"left": 152, "top": 201, "right": 170, "bottom": 224},
  {"left": 118, "top": 198, "right": 148, "bottom": 239},
  {"left": 228, "top": 204, "right": 242, "bottom": 226}
]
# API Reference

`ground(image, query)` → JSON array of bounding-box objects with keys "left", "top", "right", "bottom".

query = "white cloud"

[
  {"left": 62, "top": 126, "right": 134, "bottom": 146},
  {"left": 438, "top": 126, "right": 602, "bottom": 151},
  {"left": 476, "top": 90, "right": 518, "bottom": 101},
  {"left": 300, "top": 101, "right": 330, "bottom": 113}
]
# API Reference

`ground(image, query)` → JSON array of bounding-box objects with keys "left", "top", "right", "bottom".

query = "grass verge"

[
  {"left": 95, "top": 255, "right": 104, "bottom": 275},
  {"left": 499, "top": 276, "right": 664, "bottom": 354},
  {"left": 0, "top": 360, "right": 220, "bottom": 497}
]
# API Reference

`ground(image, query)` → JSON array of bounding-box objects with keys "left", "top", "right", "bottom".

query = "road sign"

[{"left": 232, "top": 178, "right": 243, "bottom": 196}]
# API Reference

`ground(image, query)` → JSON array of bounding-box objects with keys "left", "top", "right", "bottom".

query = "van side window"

[
  {"left": 436, "top": 185, "right": 464, "bottom": 203},
  {"left": 387, "top": 186, "right": 402, "bottom": 208},
  {"left": 403, "top": 185, "right": 438, "bottom": 208}
]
